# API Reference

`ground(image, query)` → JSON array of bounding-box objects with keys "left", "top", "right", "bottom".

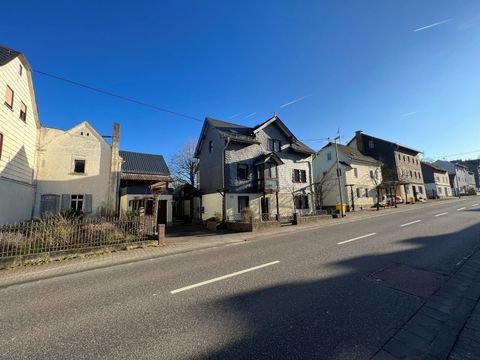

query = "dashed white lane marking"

[
  {"left": 472, "top": 203, "right": 479, "bottom": 207},
  {"left": 457, "top": 207, "right": 466, "bottom": 211},
  {"left": 435, "top": 212, "right": 449, "bottom": 217},
  {"left": 400, "top": 220, "right": 422, "bottom": 227},
  {"left": 337, "top": 233, "right": 376, "bottom": 245},
  {"left": 170, "top": 261, "right": 280, "bottom": 294}
]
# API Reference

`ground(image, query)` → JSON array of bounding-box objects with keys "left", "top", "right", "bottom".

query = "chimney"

[
  {"left": 355, "top": 130, "right": 364, "bottom": 153},
  {"left": 109, "top": 123, "right": 121, "bottom": 212}
]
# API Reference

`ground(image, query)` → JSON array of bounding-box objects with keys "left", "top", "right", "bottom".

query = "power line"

[
  {"left": 426, "top": 149, "right": 480, "bottom": 159},
  {"left": 33, "top": 69, "right": 203, "bottom": 123}
]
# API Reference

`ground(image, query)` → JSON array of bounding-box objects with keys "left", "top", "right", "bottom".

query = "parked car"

[{"left": 382, "top": 195, "right": 403, "bottom": 205}]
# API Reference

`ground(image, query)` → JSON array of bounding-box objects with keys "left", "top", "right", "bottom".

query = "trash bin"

[
  {"left": 409, "top": 197, "right": 415, "bottom": 205},
  {"left": 336, "top": 203, "right": 347, "bottom": 215}
]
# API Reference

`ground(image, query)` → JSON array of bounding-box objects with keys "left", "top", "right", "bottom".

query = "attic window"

[
  {"left": 268, "top": 139, "right": 281, "bottom": 152},
  {"left": 368, "top": 140, "right": 374, "bottom": 149},
  {"left": 19, "top": 64, "right": 23, "bottom": 76},
  {"left": 209, "top": 140, "right": 213, "bottom": 153},
  {"left": 74, "top": 159, "right": 86, "bottom": 174}
]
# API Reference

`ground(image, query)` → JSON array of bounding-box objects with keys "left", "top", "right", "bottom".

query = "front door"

[
  {"left": 157, "top": 200, "right": 167, "bottom": 225},
  {"left": 412, "top": 186, "right": 418, "bottom": 200},
  {"left": 261, "top": 197, "right": 269, "bottom": 220}
]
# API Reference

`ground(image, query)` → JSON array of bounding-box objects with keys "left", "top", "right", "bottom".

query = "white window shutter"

[
  {"left": 61, "top": 194, "right": 71, "bottom": 211},
  {"left": 84, "top": 194, "right": 92, "bottom": 213}
]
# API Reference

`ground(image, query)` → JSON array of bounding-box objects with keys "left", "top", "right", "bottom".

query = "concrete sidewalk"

[{"left": 0, "top": 199, "right": 463, "bottom": 289}]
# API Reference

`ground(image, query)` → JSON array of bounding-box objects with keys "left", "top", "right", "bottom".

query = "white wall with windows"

[
  {"left": 33, "top": 122, "right": 114, "bottom": 217},
  {"left": 0, "top": 55, "right": 40, "bottom": 224}
]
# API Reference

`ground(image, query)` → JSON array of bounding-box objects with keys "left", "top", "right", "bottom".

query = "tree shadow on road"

[{"left": 191, "top": 223, "right": 480, "bottom": 360}]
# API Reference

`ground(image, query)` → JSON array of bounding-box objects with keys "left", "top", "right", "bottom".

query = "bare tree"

[{"left": 169, "top": 139, "right": 199, "bottom": 186}]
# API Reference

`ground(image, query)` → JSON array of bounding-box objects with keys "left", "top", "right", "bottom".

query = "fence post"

[{"left": 158, "top": 224, "right": 165, "bottom": 246}]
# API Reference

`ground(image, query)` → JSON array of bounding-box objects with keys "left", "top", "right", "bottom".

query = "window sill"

[
  {"left": 70, "top": 172, "right": 87, "bottom": 176},
  {"left": 4, "top": 103, "right": 13, "bottom": 111}
]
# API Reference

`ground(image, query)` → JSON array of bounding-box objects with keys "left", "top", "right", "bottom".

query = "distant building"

[
  {"left": 433, "top": 160, "right": 475, "bottom": 196},
  {"left": 194, "top": 116, "right": 315, "bottom": 221},
  {"left": 0, "top": 45, "right": 41, "bottom": 224},
  {"left": 451, "top": 159, "right": 480, "bottom": 191},
  {"left": 348, "top": 131, "right": 426, "bottom": 202},
  {"left": 420, "top": 162, "right": 452, "bottom": 198},
  {"left": 312, "top": 142, "right": 382, "bottom": 210},
  {"left": 34, "top": 121, "right": 121, "bottom": 217},
  {"left": 119, "top": 150, "right": 172, "bottom": 226}
]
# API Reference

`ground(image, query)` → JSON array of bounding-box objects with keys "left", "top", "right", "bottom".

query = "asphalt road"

[{"left": 1, "top": 198, "right": 479, "bottom": 359}]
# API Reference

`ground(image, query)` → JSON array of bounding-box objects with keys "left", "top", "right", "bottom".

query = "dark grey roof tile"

[{"left": 120, "top": 150, "right": 170, "bottom": 176}]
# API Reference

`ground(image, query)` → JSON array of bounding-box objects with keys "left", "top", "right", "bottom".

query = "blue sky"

[{"left": 2, "top": 1, "right": 480, "bottom": 161}]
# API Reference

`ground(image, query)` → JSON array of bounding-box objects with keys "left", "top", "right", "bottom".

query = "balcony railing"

[{"left": 257, "top": 178, "right": 279, "bottom": 193}]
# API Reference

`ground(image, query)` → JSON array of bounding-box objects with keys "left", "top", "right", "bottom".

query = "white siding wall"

[
  {"left": 0, "top": 57, "right": 39, "bottom": 224},
  {"left": 33, "top": 122, "right": 113, "bottom": 216}
]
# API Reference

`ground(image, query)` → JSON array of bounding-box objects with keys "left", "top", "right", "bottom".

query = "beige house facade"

[
  {"left": 0, "top": 45, "right": 41, "bottom": 224},
  {"left": 313, "top": 143, "right": 382, "bottom": 210},
  {"left": 34, "top": 121, "right": 121, "bottom": 217}
]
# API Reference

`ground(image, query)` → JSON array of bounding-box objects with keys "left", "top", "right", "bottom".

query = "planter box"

[
  {"left": 206, "top": 221, "right": 218, "bottom": 231},
  {"left": 225, "top": 221, "right": 253, "bottom": 232}
]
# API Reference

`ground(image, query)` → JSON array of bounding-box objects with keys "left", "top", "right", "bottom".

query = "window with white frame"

[
  {"left": 353, "top": 168, "right": 358, "bottom": 177},
  {"left": 71, "top": 195, "right": 84, "bottom": 211},
  {"left": 327, "top": 152, "right": 332, "bottom": 161}
]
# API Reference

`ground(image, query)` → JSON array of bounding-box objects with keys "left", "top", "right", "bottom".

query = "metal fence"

[{"left": 0, "top": 215, "right": 156, "bottom": 258}]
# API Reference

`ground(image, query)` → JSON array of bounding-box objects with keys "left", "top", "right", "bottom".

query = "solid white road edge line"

[
  {"left": 337, "top": 233, "right": 377, "bottom": 245},
  {"left": 170, "top": 261, "right": 280, "bottom": 294},
  {"left": 435, "top": 212, "right": 449, "bottom": 217},
  {"left": 400, "top": 220, "right": 422, "bottom": 227},
  {"left": 457, "top": 207, "right": 466, "bottom": 211}
]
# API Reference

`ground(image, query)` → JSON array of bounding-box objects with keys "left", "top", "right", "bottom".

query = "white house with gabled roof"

[
  {"left": 33, "top": 121, "right": 121, "bottom": 217},
  {"left": 0, "top": 45, "right": 41, "bottom": 224}
]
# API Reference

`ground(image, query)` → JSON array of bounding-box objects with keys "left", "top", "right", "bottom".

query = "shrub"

[
  {"left": 240, "top": 207, "right": 254, "bottom": 222},
  {"left": 467, "top": 188, "right": 477, "bottom": 196}
]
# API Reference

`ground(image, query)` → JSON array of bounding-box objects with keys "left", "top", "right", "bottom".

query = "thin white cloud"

[
  {"left": 413, "top": 19, "right": 452, "bottom": 32},
  {"left": 241, "top": 112, "right": 257, "bottom": 120},
  {"left": 229, "top": 112, "right": 242, "bottom": 119},
  {"left": 280, "top": 94, "right": 311, "bottom": 108},
  {"left": 401, "top": 111, "right": 420, "bottom": 117}
]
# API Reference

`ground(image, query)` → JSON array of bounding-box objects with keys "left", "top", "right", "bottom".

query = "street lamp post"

[{"left": 334, "top": 135, "right": 344, "bottom": 217}]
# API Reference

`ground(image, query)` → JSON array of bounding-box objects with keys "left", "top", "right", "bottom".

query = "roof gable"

[{"left": 66, "top": 121, "right": 110, "bottom": 146}]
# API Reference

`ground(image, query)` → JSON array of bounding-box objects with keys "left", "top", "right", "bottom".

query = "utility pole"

[{"left": 334, "top": 135, "right": 344, "bottom": 217}]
